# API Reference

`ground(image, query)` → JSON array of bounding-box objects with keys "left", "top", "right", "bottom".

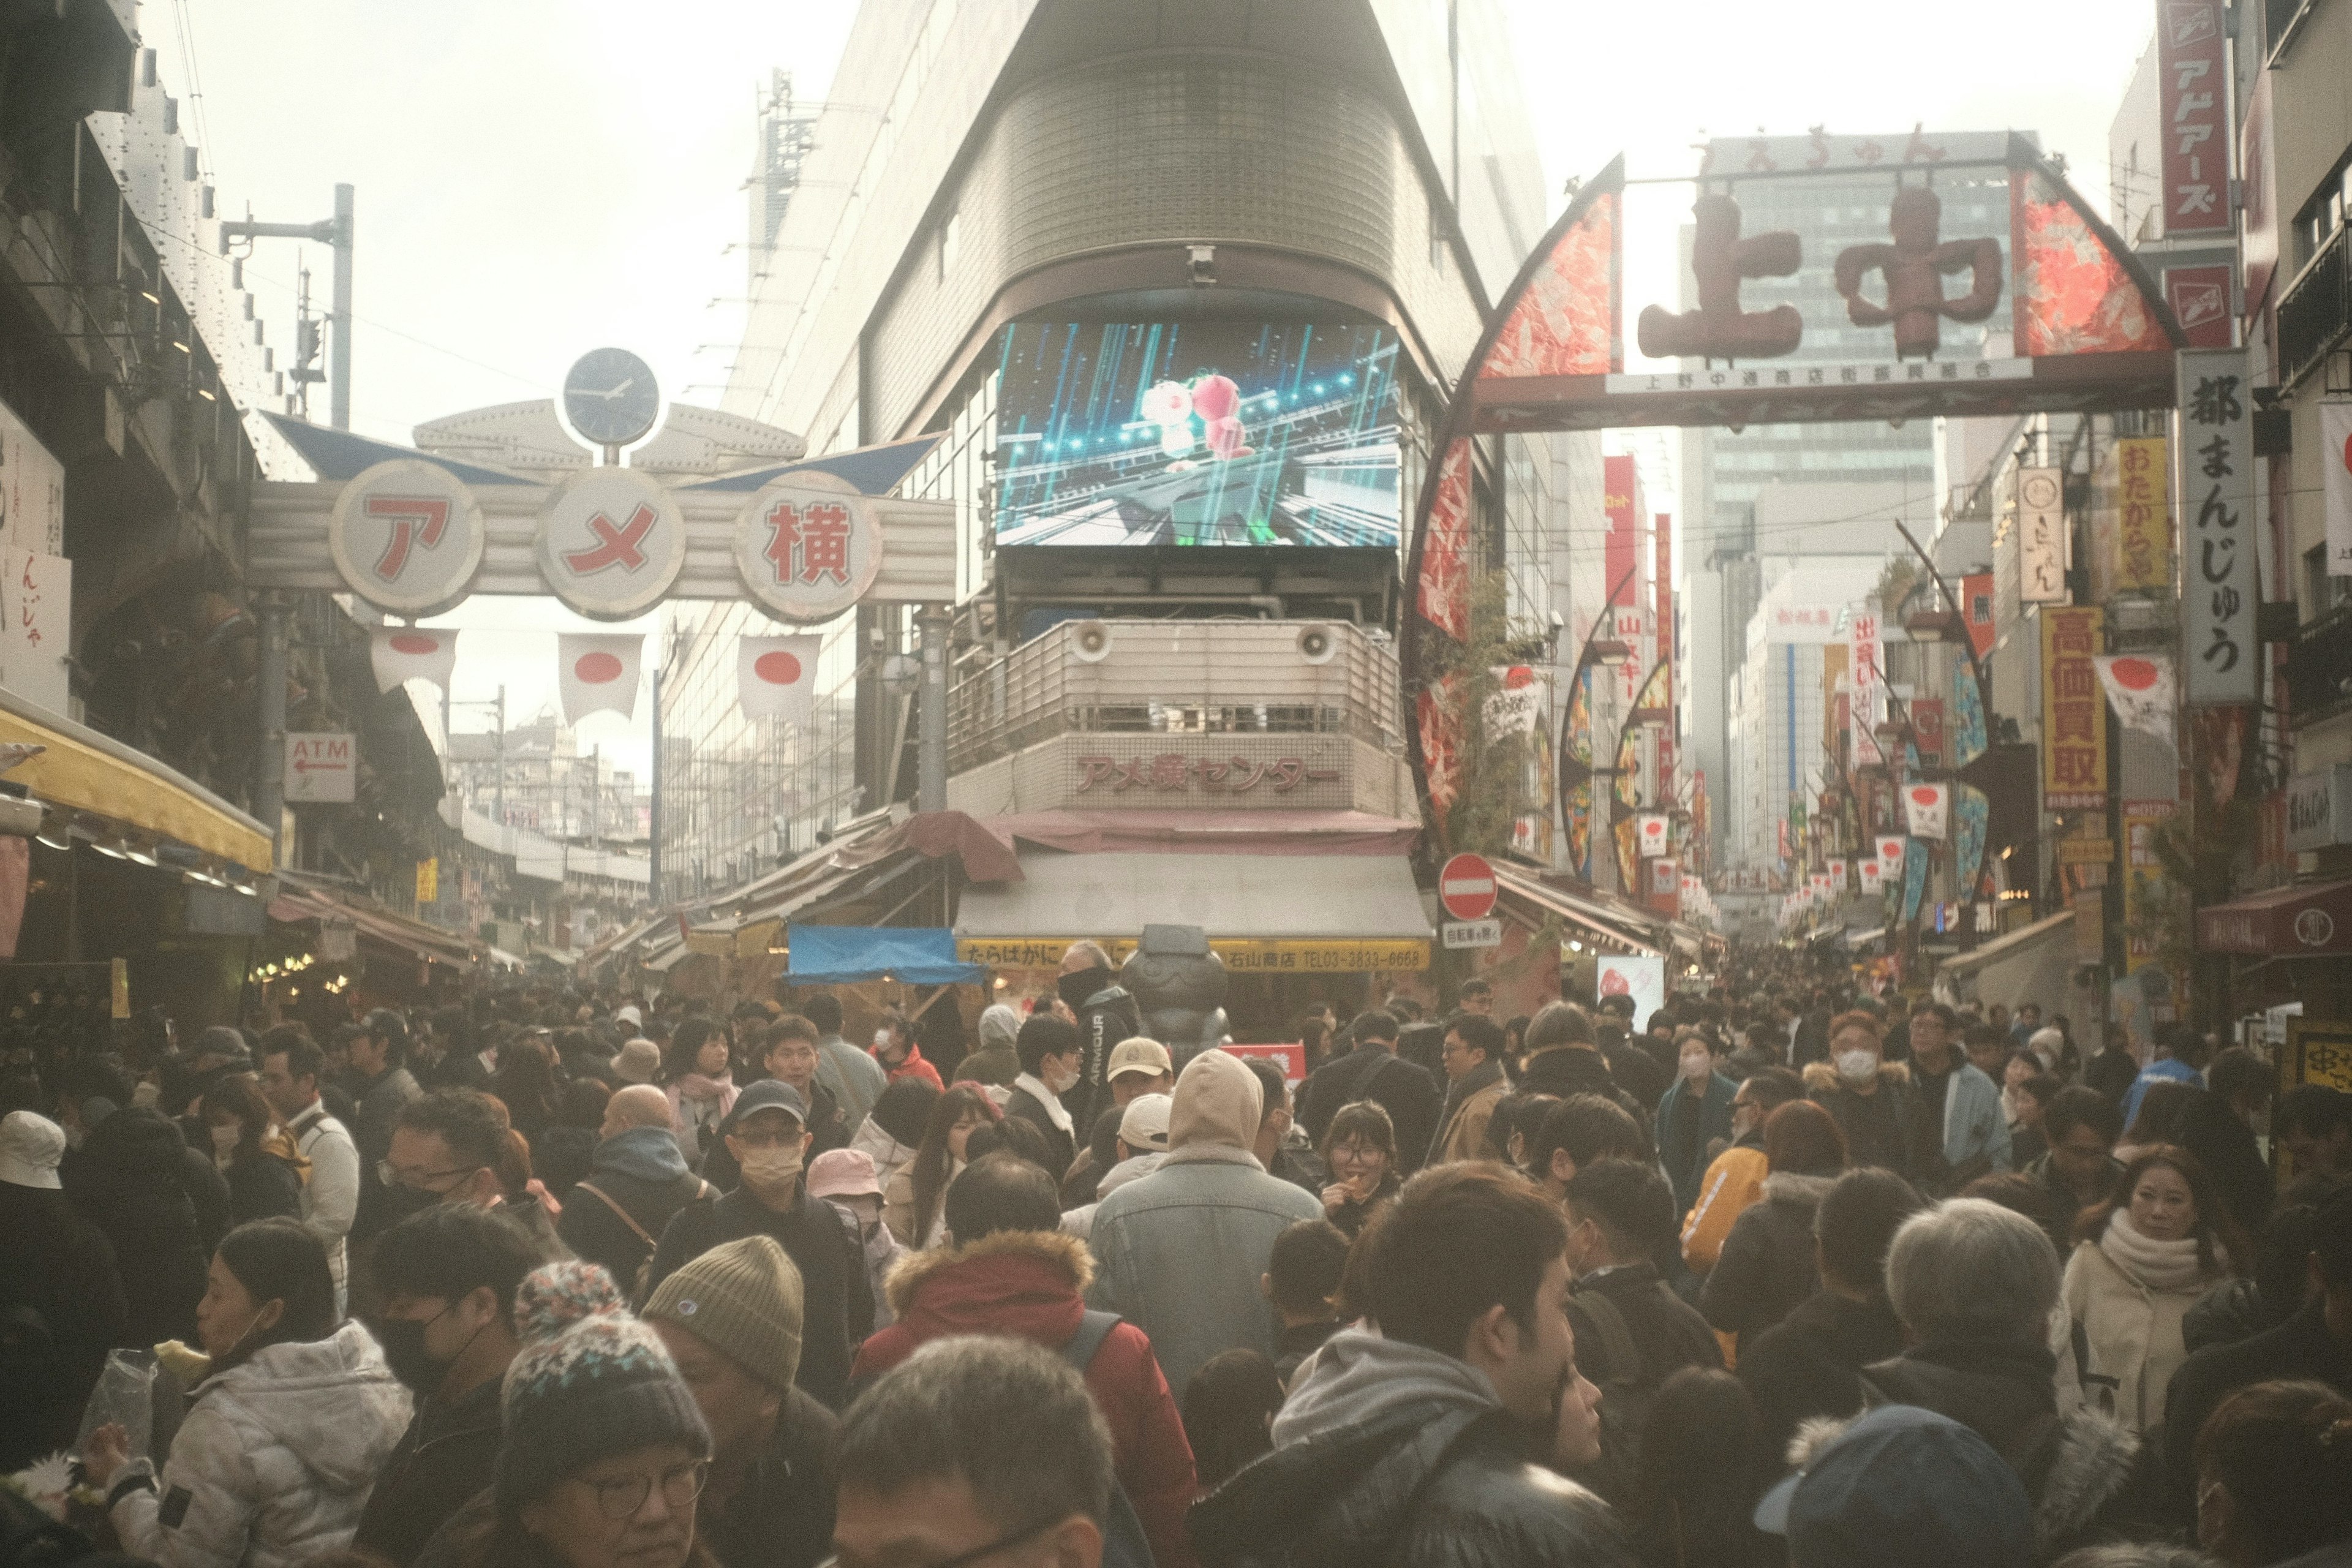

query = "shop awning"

[
  {"left": 990, "top": 809, "right": 1420, "bottom": 859},
  {"left": 1845, "top": 925, "right": 1888, "bottom": 951},
  {"left": 0, "top": 687, "right": 271, "bottom": 872},
  {"left": 268, "top": 873, "right": 477, "bottom": 967},
  {"left": 1494, "top": 868, "right": 1659, "bottom": 956},
  {"left": 955, "top": 848, "right": 1431, "bottom": 971},
  {"left": 786, "top": 925, "right": 985, "bottom": 984},
  {"left": 2196, "top": 878, "right": 2352, "bottom": 957}
]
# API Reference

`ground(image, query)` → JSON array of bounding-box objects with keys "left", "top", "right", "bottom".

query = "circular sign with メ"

[
  {"left": 733, "top": 472, "right": 884, "bottom": 624},
  {"left": 535, "top": 467, "right": 687, "bottom": 620},
  {"left": 327, "top": 459, "right": 485, "bottom": 616}
]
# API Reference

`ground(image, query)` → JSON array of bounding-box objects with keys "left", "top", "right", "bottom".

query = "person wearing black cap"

[{"left": 644, "top": 1080, "right": 875, "bottom": 1409}]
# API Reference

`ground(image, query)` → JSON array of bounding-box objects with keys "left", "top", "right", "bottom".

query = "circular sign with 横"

[
  {"left": 733, "top": 472, "right": 884, "bottom": 624},
  {"left": 327, "top": 459, "right": 486, "bottom": 616},
  {"left": 534, "top": 467, "right": 687, "bottom": 620}
]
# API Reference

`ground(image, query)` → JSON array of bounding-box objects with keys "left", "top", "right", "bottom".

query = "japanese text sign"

[
  {"left": 2018, "top": 467, "right": 2067, "bottom": 604},
  {"left": 2115, "top": 436, "right": 2173, "bottom": 592},
  {"left": 2157, "top": 0, "right": 2231, "bottom": 236},
  {"left": 2041, "top": 607, "right": 2109, "bottom": 809},
  {"left": 2178, "top": 350, "right": 2259, "bottom": 705},
  {"left": 733, "top": 475, "right": 885, "bottom": 624}
]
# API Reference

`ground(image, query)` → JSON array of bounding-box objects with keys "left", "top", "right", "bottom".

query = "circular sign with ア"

[
  {"left": 733, "top": 472, "right": 884, "bottom": 624},
  {"left": 535, "top": 467, "right": 687, "bottom": 620},
  {"left": 328, "top": 459, "right": 485, "bottom": 616}
]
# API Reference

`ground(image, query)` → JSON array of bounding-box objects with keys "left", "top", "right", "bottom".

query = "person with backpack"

[
  {"left": 1559, "top": 1159, "right": 1725, "bottom": 1507},
  {"left": 557, "top": 1085, "right": 712, "bottom": 1295},
  {"left": 850, "top": 1153, "right": 1199, "bottom": 1568}
]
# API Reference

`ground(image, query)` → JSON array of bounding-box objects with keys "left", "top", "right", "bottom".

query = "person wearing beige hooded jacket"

[{"left": 1086, "top": 1049, "right": 1323, "bottom": 1396}]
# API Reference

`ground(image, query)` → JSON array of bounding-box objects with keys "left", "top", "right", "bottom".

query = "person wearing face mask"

[
  {"left": 355, "top": 1205, "right": 538, "bottom": 1566},
  {"left": 203, "top": 1072, "right": 309, "bottom": 1225},
  {"left": 1006, "top": 1014, "right": 1087, "bottom": 1178},
  {"left": 806, "top": 1148, "right": 910, "bottom": 1330},
  {"left": 1058, "top": 940, "right": 1142, "bottom": 1130},
  {"left": 382, "top": 1090, "right": 570, "bottom": 1262},
  {"left": 82, "top": 1219, "right": 410, "bottom": 1568},
  {"left": 1654, "top": 1030, "right": 1738, "bottom": 1219},
  {"left": 644, "top": 1081, "right": 874, "bottom": 1409},
  {"left": 1801, "top": 1011, "right": 1933, "bottom": 1182},
  {"left": 867, "top": 1008, "right": 943, "bottom": 1092}
]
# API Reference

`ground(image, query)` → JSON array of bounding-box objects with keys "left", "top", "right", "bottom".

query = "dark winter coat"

[
  {"left": 1602, "top": 1037, "right": 1673, "bottom": 1115},
  {"left": 1191, "top": 1397, "right": 1635, "bottom": 1568},
  {"left": 1654, "top": 1072, "right": 1738, "bottom": 1214},
  {"left": 1856, "top": 1337, "right": 2144, "bottom": 1559},
  {"left": 1735, "top": 1289, "right": 1907, "bottom": 1457},
  {"left": 60, "top": 1105, "right": 221, "bottom": 1345},
  {"left": 223, "top": 1149, "right": 305, "bottom": 1224},
  {"left": 2175, "top": 1093, "right": 2274, "bottom": 1237},
  {"left": 352, "top": 1374, "right": 503, "bottom": 1567},
  {"left": 557, "top": 1128, "right": 712, "bottom": 1295},
  {"left": 1699, "top": 1170, "right": 1836, "bottom": 1347},
  {"left": 1067, "top": 976, "right": 1144, "bottom": 1131},
  {"left": 852, "top": 1228, "right": 1198, "bottom": 1568},
  {"left": 1514, "top": 1046, "right": 1648, "bottom": 1131},
  {"left": 1802, "top": 1060, "right": 1936, "bottom": 1182},
  {"left": 0, "top": 1179, "right": 128, "bottom": 1469},
  {"left": 2162, "top": 1300, "right": 2352, "bottom": 1520},
  {"left": 698, "top": 1387, "right": 837, "bottom": 1568},
  {"left": 1565, "top": 1259, "right": 1725, "bottom": 1504},
  {"left": 647, "top": 1183, "right": 874, "bottom": 1409},
  {"left": 1298, "top": 1044, "right": 1442, "bottom": 1174},
  {"left": 1003, "top": 1081, "right": 1079, "bottom": 1178}
]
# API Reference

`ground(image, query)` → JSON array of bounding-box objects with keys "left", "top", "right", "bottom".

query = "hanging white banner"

[
  {"left": 1904, "top": 782, "right": 1950, "bottom": 840},
  {"left": 370, "top": 627, "right": 458, "bottom": 694},
  {"left": 1635, "top": 812, "right": 1670, "bottom": 857},
  {"left": 1859, "top": 858, "right": 1882, "bottom": 895},
  {"left": 2092, "top": 654, "right": 2177, "bottom": 743},
  {"left": 2179, "top": 350, "right": 2260, "bottom": 706},
  {"left": 2324, "top": 401, "right": 2352, "bottom": 578},
  {"left": 557, "top": 634, "right": 643, "bottom": 723},
  {"left": 1877, "top": 836, "right": 1905, "bottom": 872},
  {"left": 1826, "top": 858, "right": 1847, "bottom": 886},
  {"left": 737, "top": 635, "right": 825, "bottom": 723}
]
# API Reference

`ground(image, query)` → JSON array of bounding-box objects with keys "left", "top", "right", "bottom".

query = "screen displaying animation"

[{"left": 992, "top": 320, "right": 1402, "bottom": 549}]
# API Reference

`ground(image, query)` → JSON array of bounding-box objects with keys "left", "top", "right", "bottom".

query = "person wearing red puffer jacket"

[{"left": 850, "top": 1153, "right": 1199, "bottom": 1568}]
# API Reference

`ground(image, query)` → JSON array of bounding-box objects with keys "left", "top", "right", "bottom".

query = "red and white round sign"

[
  {"left": 1438, "top": 853, "right": 1498, "bottom": 922},
  {"left": 2109, "top": 657, "right": 2160, "bottom": 690},
  {"left": 328, "top": 459, "right": 486, "bottom": 616},
  {"left": 535, "top": 468, "right": 687, "bottom": 620},
  {"left": 734, "top": 473, "right": 884, "bottom": 624}
]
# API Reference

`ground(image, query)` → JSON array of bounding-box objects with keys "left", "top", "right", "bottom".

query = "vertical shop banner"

[
  {"left": 2041, "top": 607, "right": 2109, "bottom": 809},
  {"left": 1951, "top": 658, "right": 1989, "bottom": 770},
  {"left": 2115, "top": 435, "right": 2173, "bottom": 590},
  {"left": 2018, "top": 467, "right": 2068, "bottom": 604},
  {"left": 2179, "top": 350, "right": 2260, "bottom": 705},
  {"left": 2124, "top": 807, "right": 2177, "bottom": 974},
  {"left": 1859, "top": 858, "right": 1882, "bottom": 895},
  {"left": 1902, "top": 840, "right": 1928, "bottom": 924},
  {"left": 1564, "top": 668, "right": 1593, "bottom": 879},
  {"left": 1604, "top": 456, "right": 1638, "bottom": 605},
  {"left": 1962, "top": 572, "right": 1996, "bottom": 658},
  {"left": 2155, "top": 0, "right": 2231, "bottom": 236},
  {"left": 1955, "top": 785, "right": 1989, "bottom": 889},
  {"left": 1849, "top": 603, "right": 1885, "bottom": 767},
  {"left": 1904, "top": 782, "right": 1950, "bottom": 840},
  {"left": 2323, "top": 402, "right": 2352, "bottom": 578},
  {"left": 1487, "top": 665, "right": 1555, "bottom": 864},
  {"left": 1910, "top": 699, "right": 1947, "bottom": 769}
]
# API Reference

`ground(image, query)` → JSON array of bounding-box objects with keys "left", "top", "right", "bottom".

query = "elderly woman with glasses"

[{"left": 428, "top": 1261, "right": 715, "bottom": 1568}]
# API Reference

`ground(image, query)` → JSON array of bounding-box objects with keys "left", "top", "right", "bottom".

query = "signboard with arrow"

[{"left": 285, "top": 733, "right": 356, "bottom": 804}]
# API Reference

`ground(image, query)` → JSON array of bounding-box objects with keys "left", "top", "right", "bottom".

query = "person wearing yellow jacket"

[{"left": 1681, "top": 1068, "right": 1806, "bottom": 1276}]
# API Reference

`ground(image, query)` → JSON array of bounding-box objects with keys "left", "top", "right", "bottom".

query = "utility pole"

[
  {"left": 917, "top": 605, "right": 949, "bottom": 813},
  {"left": 494, "top": 685, "right": 507, "bottom": 827},
  {"left": 222, "top": 183, "right": 355, "bottom": 429},
  {"left": 254, "top": 593, "right": 287, "bottom": 865}
]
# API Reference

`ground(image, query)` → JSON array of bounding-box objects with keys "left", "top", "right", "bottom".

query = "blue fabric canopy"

[{"left": 784, "top": 925, "right": 984, "bottom": 985}]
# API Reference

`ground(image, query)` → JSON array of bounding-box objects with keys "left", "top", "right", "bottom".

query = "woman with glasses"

[
  {"left": 423, "top": 1259, "right": 716, "bottom": 1568},
  {"left": 81, "top": 1218, "right": 409, "bottom": 1568},
  {"left": 1317, "top": 1101, "right": 1401, "bottom": 1239}
]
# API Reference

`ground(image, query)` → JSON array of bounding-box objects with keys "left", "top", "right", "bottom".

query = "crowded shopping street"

[{"left": 3, "top": 2, "right": 2352, "bottom": 1567}]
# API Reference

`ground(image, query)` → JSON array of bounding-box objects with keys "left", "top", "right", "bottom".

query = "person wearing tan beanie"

[{"left": 643, "top": 1236, "right": 837, "bottom": 1568}]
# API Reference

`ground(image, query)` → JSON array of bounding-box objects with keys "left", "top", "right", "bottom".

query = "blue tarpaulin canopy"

[{"left": 784, "top": 925, "right": 985, "bottom": 985}]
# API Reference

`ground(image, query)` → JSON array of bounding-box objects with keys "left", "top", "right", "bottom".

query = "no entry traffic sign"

[{"left": 1439, "top": 852, "right": 1498, "bottom": 922}]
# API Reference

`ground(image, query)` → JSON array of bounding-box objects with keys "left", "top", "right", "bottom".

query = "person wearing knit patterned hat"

[
  {"left": 421, "top": 1261, "right": 714, "bottom": 1568},
  {"left": 643, "top": 1236, "right": 838, "bottom": 1568}
]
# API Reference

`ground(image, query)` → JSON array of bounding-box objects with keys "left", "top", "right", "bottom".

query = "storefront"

[
  {"left": 2196, "top": 878, "right": 2352, "bottom": 1020},
  {"left": 1931, "top": 910, "right": 2078, "bottom": 1015},
  {"left": 263, "top": 873, "right": 481, "bottom": 1029}
]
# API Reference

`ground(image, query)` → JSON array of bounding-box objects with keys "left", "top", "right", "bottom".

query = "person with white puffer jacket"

[{"left": 82, "top": 1218, "right": 410, "bottom": 1568}]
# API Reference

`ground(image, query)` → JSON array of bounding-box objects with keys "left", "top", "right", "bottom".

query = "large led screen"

[{"left": 992, "top": 322, "right": 1401, "bottom": 548}]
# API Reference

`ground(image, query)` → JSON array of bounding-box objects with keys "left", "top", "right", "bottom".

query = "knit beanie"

[
  {"left": 494, "top": 1261, "right": 710, "bottom": 1518},
  {"left": 641, "top": 1235, "right": 805, "bottom": 1393}
]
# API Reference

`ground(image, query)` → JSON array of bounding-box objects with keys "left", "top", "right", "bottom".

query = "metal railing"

[
  {"left": 948, "top": 620, "right": 1403, "bottom": 773},
  {"left": 2278, "top": 224, "right": 2350, "bottom": 390}
]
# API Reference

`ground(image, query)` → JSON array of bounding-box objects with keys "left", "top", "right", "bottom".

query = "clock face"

[{"left": 562, "top": 347, "right": 660, "bottom": 448}]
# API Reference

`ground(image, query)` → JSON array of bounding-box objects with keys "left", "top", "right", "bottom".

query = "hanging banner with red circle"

[
  {"left": 369, "top": 627, "right": 458, "bottom": 694},
  {"left": 557, "top": 633, "right": 643, "bottom": 723},
  {"left": 737, "top": 634, "right": 824, "bottom": 724},
  {"left": 1904, "top": 782, "right": 1950, "bottom": 841}
]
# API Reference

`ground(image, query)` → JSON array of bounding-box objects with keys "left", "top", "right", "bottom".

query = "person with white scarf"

[{"left": 2060, "top": 1145, "right": 2241, "bottom": 1431}]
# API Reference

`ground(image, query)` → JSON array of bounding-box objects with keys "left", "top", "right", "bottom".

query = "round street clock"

[{"left": 562, "top": 347, "right": 660, "bottom": 448}]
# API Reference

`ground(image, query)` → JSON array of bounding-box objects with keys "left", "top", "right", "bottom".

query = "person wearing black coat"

[
  {"left": 0, "top": 1110, "right": 129, "bottom": 1469},
  {"left": 1517, "top": 1030, "right": 1649, "bottom": 1132},
  {"left": 1700, "top": 1170, "right": 1837, "bottom": 1349},
  {"left": 2176, "top": 1049, "right": 2275, "bottom": 1237},
  {"left": 1297, "top": 1012, "right": 1442, "bottom": 1175},
  {"left": 557, "top": 1097, "right": 713, "bottom": 1294},
  {"left": 58, "top": 1101, "right": 224, "bottom": 1345}
]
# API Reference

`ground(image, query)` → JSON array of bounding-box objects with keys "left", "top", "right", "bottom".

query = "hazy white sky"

[{"left": 141, "top": 0, "right": 2159, "bottom": 779}]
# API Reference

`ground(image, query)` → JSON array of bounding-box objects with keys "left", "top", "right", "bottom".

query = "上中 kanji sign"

[
  {"left": 537, "top": 468, "right": 687, "bottom": 619},
  {"left": 2179, "top": 350, "right": 2259, "bottom": 706},
  {"left": 2041, "top": 607, "right": 2109, "bottom": 809},
  {"left": 733, "top": 475, "right": 885, "bottom": 624}
]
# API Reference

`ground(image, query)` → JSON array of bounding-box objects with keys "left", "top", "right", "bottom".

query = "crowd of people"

[{"left": 2, "top": 936, "right": 2350, "bottom": 1568}]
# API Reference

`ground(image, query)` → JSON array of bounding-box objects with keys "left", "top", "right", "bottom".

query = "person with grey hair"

[
  {"left": 831, "top": 1335, "right": 1134, "bottom": 1568},
  {"left": 1856, "top": 1198, "right": 2142, "bottom": 1558}
]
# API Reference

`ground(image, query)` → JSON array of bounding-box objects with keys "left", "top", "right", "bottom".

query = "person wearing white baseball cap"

[{"left": 1, "top": 1109, "right": 129, "bottom": 1468}]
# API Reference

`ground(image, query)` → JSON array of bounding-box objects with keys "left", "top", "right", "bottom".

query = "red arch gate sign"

[{"left": 1403, "top": 134, "right": 2188, "bottom": 849}]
